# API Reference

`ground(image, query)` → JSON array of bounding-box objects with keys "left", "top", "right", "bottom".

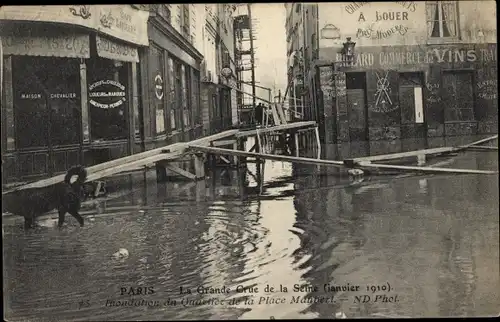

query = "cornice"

[{"left": 150, "top": 15, "right": 203, "bottom": 62}]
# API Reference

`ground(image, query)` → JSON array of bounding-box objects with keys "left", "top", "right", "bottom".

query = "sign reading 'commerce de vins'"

[{"left": 89, "top": 80, "right": 126, "bottom": 108}]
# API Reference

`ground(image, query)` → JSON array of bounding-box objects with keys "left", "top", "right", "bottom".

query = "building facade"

[
  {"left": 140, "top": 4, "right": 204, "bottom": 151},
  {"left": 286, "top": 1, "right": 497, "bottom": 143},
  {"left": 1, "top": 5, "right": 149, "bottom": 181}
]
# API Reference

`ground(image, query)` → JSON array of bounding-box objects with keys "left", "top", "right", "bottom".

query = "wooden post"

[
  {"left": 232, "top": 141, "right": 238, "bottom": 166},
  {"left": 194, "top": 154, "right": 205, "bottom": 179},
  {"left": 314, "top": 126, "right": 321, "bottom": 159},
  {"left": 155, "top": 162, "right": 168, "bottom": 183},
  {"left": 294, "top": 132, "right": 300, "bottom": 157}
]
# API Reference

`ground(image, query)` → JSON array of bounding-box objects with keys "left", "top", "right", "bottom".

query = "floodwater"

[{"left": 3, "top": 136, "right": 499, "bottom": 320}]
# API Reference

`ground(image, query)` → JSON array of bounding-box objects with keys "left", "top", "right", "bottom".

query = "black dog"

[{"left": 2, "top": 165, "right": 87, "bottom": 230}]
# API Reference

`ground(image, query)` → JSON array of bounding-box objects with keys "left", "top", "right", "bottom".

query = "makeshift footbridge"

[{"left": 3, "top": 126, "right": 497, "bottom": 196}]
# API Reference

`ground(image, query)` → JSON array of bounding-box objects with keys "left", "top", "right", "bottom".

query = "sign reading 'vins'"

[{"left": 89, "top": 80, "right": 126, "bottom": 108}]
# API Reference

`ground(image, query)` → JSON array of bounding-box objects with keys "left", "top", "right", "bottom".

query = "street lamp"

[{"left": 342, "top": 37, "right": 356, "bottom": 62}]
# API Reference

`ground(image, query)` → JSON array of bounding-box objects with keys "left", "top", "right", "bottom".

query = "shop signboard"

[
  {"left": 0, "top": 5, "right": 150, "bottom": 46},
  {"left": 88, "top": 80, "right": 126, "bottom": 109}
]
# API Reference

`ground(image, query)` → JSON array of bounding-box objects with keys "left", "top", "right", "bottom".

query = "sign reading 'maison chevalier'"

[{"left": 89, "top": 80, "right": 126, "bottom": 108}]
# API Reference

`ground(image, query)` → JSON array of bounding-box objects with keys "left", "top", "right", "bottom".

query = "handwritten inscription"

[
  {"left": 425, "top": 82, "right": 442, "bottom": 104},
  {"left": 345, "top": 2, "right": 417, "bottom": 14},
  {"left": 357, "top": 24, "right": 408, "bottom": 39},
  {"left": 477, "top": 79, "right": 498, "bottom": 100}
]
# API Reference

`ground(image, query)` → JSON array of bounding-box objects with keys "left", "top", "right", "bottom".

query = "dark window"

[
  {"left": 87, "top": 57, "right": 129, "bottom": 142},
  {"left": 182, "top": 4, "right": 190, "bottom": 39},
  {"left": 158, "top": 4, "right": 171, "bottom": 23},
  {"left": 346, "top": 72, "right": 366, "bottom": 90},
  {"left": 167, "top": 57, "right": 177, "bottom": 131},
  {"left": 181, "top": 64, "right": 190, "bottom": 128},
  {"left": 191, "top": 70, "right": 202, "bottom": 125},
  {"left": 12, "top": 56, "right": 81, "bottom": 149}
]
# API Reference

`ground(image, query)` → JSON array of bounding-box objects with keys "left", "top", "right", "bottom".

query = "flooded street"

[{"left": 3, "top": 137, "right": 499, "bottom": 320}]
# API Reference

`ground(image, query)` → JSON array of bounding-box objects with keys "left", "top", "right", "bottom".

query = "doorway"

[
  {"left": 12, "top": 56, "right": 82, "bottom": 178},
  {"left": 442, "top": 71, "right": 475, "bottom": 122},
  {"left": 398, "top": 72, "right": 426, "bottom": 138},
  {"left": 345, "top": 72, "right": 368, "bottom": 141}
]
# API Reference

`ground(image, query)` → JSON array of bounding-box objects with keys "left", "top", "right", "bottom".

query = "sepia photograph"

[{"left": 1, "top": 2, "right": 498, "bottom": 320}]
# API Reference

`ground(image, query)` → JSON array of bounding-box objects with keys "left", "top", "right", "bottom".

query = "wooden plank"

[
  {"left": 212, "top": 139, "right": 237, "bottom": 147},
  {"left": 3, "top": 142, "right": 184, "bottom": 193},
  {"left": 357, "top": 161, "right": 497, "bottom": 175},
  {"left": 163, "top": 164, "right": 197, "bottom": 180},
  {"left": 346, "top": 147, "right": 457, "bottom": 165},
  {"left": 275, "top": 102, "right": 287, "bottom": 125},
  {"left": 190, "top": 145, "right": 345, "bottom": 167},
  {"left": 270, "top": 103, "right": 282, "bottom": 126},
  {"left": 459, "top": 145, "right": 498, "bottom": 151},
  {"left": 236, "top": 121, "right": 317, "bottom": 138},
  {"left": 458, "top": 134, "right": 498, "bottom": 149},
  {"left": 86, "top": 152, "right": 184, "bottom": 182},
  {"left": 189, "top": 129, "right": 239, "bottom": 147}
]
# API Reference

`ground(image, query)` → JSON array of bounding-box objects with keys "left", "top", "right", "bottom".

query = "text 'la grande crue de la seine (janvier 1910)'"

[{"left": 73, "top": 282, "right": 401, "bottom": 311}]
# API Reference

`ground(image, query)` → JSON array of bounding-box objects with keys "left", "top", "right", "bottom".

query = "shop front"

[
  {"left": 139, "top": 9, "right": 204, "bottom": 151},
  {"left": 1, "top": 5, "right": 149, "bottom": 182},
  {"left": 317, "top": 43, "right": 498, "bottom": 143}
]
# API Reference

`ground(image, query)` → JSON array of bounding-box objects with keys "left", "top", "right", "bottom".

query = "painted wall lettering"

[
  {"left": 375, "top": 11, "right": 409, "bottom": 21},
  {"left": 335, "top": 48, "right": 482, "bottom": 67},
  {"left": 480, "top": 48, "right": 498, "bottom": 62},
  {"left": 344, "top": 2, "right": 369, "bottom": 14},
  {"left": 395, "top": 1, "right": 417, "bottom": 12}
]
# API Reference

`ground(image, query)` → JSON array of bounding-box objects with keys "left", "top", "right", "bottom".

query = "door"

[
  {"left": 442, "top": 71, "right": 475, "bottom": 123},
  {"left": 13, "top": 56, "right": 82, "bottom": 178},
  {"left": 399, "top": 72, "right": 426, "bottom": 138},
  {"left": 346, "top": 72, "right": 368, "bottom": 141}
]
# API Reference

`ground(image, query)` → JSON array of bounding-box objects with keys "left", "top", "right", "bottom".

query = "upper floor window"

[{"left": 426, "top": 1, "right": 458, "bottom": 38}]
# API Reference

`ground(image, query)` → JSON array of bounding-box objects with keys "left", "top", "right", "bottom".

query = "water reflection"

[{"left": 3, "top": 136, "right": 498, "bottom": 320}]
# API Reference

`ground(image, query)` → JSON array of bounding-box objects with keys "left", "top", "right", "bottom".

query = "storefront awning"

[
  {"left": 96, "top": 35, "right": 139, "bottom": 63},
  {"left": 0, "top": 5, "right": 149, "bottom": 46},
  {"left": 1, "top": 34, "right": 90, "bottom": 58}
]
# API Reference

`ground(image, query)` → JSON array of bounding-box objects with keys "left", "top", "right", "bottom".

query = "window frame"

[{"left": 426, "top": 0, "right": 460, "bottom": 43}]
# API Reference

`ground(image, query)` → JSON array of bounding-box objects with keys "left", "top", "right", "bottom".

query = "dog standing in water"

[{"left": 2, "top": 165, "right": 87, "bottom": 230}]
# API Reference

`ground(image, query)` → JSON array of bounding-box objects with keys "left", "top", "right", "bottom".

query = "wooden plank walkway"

[
  {"left": 344, "top": 147, "right": 455, "bottom": 165},
  {"left": 189, "top": 145, "right": 344, "bottom": 167},
  {"left": 357, "top": 161, "right": 497, "bottom": 175}
]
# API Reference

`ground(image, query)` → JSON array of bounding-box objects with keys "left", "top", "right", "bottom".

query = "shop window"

[
  {"left": 426, "top": 1, "right": 459, "bottom": 39},
  {"left": 150, "top": 45, "right": 166, "bottom": 135},
  {"left": 12, "top": 56, "right": 81, "bottom": 149},
  {"left": 167, "top": 57, "right": 177, "bottom": 131},
  {"left": 181, "top": 65, "right": 191, "bottom": 128},
  {"left": 191, "top": 70, "right": 202, "bottom": 125},
  {"left": 87, "top": 57, "right": 129, "bottom": 142}
]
